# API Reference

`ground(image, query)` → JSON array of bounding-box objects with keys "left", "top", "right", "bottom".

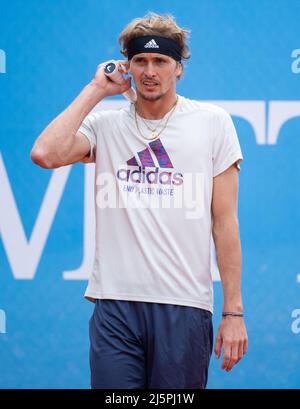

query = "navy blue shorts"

[{"left": 89, "top": 299, "right": 213, "bottom": 389}]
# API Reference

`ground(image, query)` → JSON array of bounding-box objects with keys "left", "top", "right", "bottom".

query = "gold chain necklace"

[
  {"left": 138, "top": 113, "right": 165, "bottom": 134},
  {"left": 134, "top": 96, "right": 179, "bottom": 140}
]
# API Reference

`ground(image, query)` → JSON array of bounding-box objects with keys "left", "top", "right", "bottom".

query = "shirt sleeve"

[
  {"left": 212, "top": 108, "right": 243, "bottom": 177},
  {"left": 78, "top": 112, "right": 101, "bottom": 163}
]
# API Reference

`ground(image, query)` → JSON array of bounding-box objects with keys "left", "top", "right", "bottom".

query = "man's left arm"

[{"left": 211, "top": 163, "right": 248, "bottom": 372}]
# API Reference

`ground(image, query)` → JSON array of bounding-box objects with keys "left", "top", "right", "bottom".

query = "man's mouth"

[{"left": 142, "top": 80, "right": 159, "bottom": 89}]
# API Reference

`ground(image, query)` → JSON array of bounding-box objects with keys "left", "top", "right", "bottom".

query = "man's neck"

[{"left": 135, "top": 90, "right": 178, "bottom": 120}]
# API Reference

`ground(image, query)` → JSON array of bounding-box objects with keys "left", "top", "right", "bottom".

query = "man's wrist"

[
  {"left": 222, "top": 311, "right": 244, "bottom": 318},
  {"left": 222, "top": 302, "right": 244, "bottom": 318},
  {"left": 223, "top": 303, "right": 243, "bottom": 313},
  {"left": 87, "top": 80, "right": 107, "bottom": 99}
]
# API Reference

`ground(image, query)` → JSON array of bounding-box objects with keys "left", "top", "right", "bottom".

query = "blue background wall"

[{"left": 1, "top": 0, "right": 300, "bottom": 388}]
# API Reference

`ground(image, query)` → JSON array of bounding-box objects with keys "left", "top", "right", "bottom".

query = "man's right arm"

[
  {"left": 30, "top": 60, "right": 131, "bottom": 169},
  {"left": 30, "top": 82, "right": 106, "bottom": 169}
]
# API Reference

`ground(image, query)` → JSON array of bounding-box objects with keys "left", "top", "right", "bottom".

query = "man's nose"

[{"left": 143, "top": 63, "right": 156, "bottom": 77}]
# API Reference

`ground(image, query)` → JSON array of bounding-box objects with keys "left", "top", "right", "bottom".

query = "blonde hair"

[{"left": 118, "top": 12, "right": 191, "bottom": 79}]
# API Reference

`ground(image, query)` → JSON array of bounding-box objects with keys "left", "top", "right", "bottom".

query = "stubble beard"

[{"left": 139, "top": 90, "right": 165, "bottom": 101}]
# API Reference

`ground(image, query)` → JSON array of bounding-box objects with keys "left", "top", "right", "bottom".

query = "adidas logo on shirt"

[
  {"left": 116, "top": 139, "right": 183, "bottom": 186},
  {"left": 127, "top": 138, "right": 173, "bottom": 168},
  {"left": 144, "top": 39, "right": 159, "bottom": 49}
]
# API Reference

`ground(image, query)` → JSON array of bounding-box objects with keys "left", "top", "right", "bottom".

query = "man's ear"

[
  {"left": 175, "top": 62, "right": 183, "bottom": 80},
  {"left": 176, "top": 62, "right": 183, "bottom": 77}
]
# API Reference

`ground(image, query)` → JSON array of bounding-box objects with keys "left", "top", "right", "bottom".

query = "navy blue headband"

[{"left": 127, "top": 35, "right": 182, "bottom": 62}]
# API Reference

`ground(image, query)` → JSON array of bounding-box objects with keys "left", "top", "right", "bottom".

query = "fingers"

[
  {"left": 225, "top": 341, "right": 239, "bottom": 372},
  {"left": 119, "top": 76, "right": 132, "bottom": 92},
  {"left": 214, "top": 335, "right": 222, "bottom": 359},
  {"left": 119, "top": 59, "right": 130, "bottom": 68},
  {"left": 118, "top": 60, "right": 130, "bottom": 75},
  {"left": 221, "top": 339, "right": 248, "bottom": 372},
  {"left": 243, "top": 337, "right": 248, "bottom": 355},
  {"left": 236, "top": 340, "right": 244, "bottom": 364},
  {"left": 221, "top": 340, "right": 232, "bottom": 371},
  {"left": 216, "top": 317, "right": 248, "bottom": 373}
]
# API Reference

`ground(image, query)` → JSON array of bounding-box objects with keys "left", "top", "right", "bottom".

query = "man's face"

[{"left": 129, "top": 53, "right": 182, "bottom": 101}]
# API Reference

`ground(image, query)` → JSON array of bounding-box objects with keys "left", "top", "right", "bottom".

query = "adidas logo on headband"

[
  {"left": 144, "top": 39, "right": 159, "bottom": 49},
  {"left": 127, "top": 36, "right": 182, "bottom": 62}
]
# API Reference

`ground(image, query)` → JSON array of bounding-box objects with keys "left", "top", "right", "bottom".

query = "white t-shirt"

[{"left": 78, "top": 94, "right": 243, "bottom": 313}]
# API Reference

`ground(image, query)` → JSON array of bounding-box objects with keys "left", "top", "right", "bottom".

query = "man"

[{"left": 30, "top": 12, "right": 248, "bottom": 389}]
